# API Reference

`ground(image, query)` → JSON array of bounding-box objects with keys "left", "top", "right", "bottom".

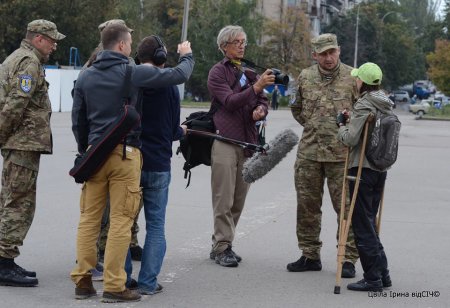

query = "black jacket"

[{"left": 72, "top": 50, "right": 194, "bottom": 153}]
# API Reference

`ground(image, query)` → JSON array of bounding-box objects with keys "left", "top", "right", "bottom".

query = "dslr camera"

[{"left": 270, "top": 69, "right": 289, "bottom": 86}]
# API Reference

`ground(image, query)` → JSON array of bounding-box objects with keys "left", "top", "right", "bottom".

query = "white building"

[{"left": 257, "top": 0, "right": 361, "bottom": 36}]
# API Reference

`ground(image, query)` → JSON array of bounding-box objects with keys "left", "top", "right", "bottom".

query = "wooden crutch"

[{"left": 334, "top": 121, "right": 370, "bottom": 294}]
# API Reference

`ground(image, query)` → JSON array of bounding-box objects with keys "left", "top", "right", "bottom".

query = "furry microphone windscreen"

[{"left": 242, "top": 128, "right": 299, "bottom": 183}]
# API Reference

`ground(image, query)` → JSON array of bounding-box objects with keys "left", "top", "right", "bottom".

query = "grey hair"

[{"left": 216, "top": 25, "right": 247, "bottom": 55}]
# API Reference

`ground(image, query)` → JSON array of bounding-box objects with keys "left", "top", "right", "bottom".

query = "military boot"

[
  {"left": 0, "top": 258, "right": 38, "bottom": 287},
  {"left": 12, "top": 261, "right": 37, "bottom": 277},
  {"left": 286, "top": 256, "right": 322, "bottom": 272},
  {"left": 75, "top": 276, "right": 97, "bottom": 299}
]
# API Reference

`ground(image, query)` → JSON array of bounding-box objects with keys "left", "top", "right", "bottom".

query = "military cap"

[
  {"left": 27, "top": 19, "right": 66, "bottom": 40},
  {"left": 311, "top": 33, "right": 338, "bottom": 54},
  {"left": 98, "top": 19, "right": 133, "bottom": 33}
]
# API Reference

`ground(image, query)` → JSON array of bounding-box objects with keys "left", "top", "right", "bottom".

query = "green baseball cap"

[
  {"left": 311, "top": 33, "right": 338, "bottom": 53},
  {"left": 351, "top": 62, "right": 383, "bottom": 85},
  {"left": 27, "top": 19, "right": 66, "bottom": 40}
]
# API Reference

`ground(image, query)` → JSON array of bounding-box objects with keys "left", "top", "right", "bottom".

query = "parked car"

[
  {"left": 433, "top": 94, "right": 450, "bottom": 105},
  {"left": 393, "top": 90, "right": 410, "bottom": 103},
  {"left": 409, "top": 101, "right": 430, "bottom": 116},
  {"left": 414, "top": 87, "right": 431, "bottom": 100}
]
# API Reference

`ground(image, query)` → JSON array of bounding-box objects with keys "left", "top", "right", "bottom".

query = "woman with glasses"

[{"left": 207, "top": 25, "right": 275, "bottom": 267}]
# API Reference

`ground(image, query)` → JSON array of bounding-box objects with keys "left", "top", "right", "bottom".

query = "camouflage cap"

[
  {"left": 98, "top": 19, "right": 133, "bottom": 33},
  {"left": 311, "top": 33, "right": 338, "bottom": 54},
  {"left": 27, "top": 19, "right": 66, "bottom": 41}
]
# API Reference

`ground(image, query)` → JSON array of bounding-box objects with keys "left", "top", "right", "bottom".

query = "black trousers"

[{"left": 348, "top": 167, "right": 389, "bottom": 281}]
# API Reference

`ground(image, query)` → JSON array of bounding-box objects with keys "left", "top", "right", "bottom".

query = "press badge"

[
  {"left": 239, "top": 74, "right": 247, "bottom": 87},
  {"left": 19, "top": 75, "right": 32, "bottom": 93}
]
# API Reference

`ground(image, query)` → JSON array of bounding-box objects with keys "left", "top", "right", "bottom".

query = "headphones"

[{"left": 151, "top": 35, "right": 167, "bottom": 65}]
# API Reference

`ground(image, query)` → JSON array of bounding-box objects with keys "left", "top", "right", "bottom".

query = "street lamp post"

[
  {"left": 179, "top": 0, "right": 190, "bottom": 100},
  {"left": 378, "top": 11, "right": 397, "bottom": 64},
  {"left": 354, "top": 5, "right": 360, "bottom": 68}
]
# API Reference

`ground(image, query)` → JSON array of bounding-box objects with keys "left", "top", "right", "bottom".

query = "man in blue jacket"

[{"left": 70, "top": 24, "right": 193, "bottom": 303}]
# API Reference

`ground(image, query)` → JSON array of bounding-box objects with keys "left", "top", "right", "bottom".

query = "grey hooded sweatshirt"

[
  {"left": 337, "top": 90, "right": 394, "bottom": 171},
  {"left": 72, "top": 50, "right": 194, "bottom": 153}
]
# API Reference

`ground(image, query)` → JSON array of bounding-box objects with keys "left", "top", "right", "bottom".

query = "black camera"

[{"left": 271, "top": 69, "right": 289, "bottom": 86}]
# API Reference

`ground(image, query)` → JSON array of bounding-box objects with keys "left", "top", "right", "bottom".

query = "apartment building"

[{"left": 257, "top": 0, "right": 361, "bottom": 36}]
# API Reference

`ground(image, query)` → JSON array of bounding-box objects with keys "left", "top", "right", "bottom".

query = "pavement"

[{"left": 0, "top": 108, "right": 449, "bottom": 308}]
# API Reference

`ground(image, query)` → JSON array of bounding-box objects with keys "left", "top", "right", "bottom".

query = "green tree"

[
  {"left": 324, "top": 0, "right": 439, "bottom": 90},
  {"left": 427, "top": 39, "right": 450, "bottom": 94},
  {"left": 0, "top": 0, "right": 119, "bottom": 65},
  {"left": 186, "top": 0, "right": 264, "bottom": 100},
  {"left": 261, "top": 5, "right": 312, "bottom": 79}
]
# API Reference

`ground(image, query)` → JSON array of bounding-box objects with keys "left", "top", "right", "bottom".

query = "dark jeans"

[{"left": 348, "top": 167, "right": 388, "bottom": 282}]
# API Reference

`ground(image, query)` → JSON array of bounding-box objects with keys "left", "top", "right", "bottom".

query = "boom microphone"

[{"left": 242, "top": 129, "right": 299, "bottom": 183}]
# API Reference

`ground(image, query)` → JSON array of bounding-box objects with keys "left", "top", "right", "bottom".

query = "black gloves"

[{"left": 336, "top": 110, "right": 349, "bottom": 127}]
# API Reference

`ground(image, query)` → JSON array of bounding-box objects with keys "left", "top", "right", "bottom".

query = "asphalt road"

[{"left": 0, "top": 108, "right": 449, "bottom": 308}]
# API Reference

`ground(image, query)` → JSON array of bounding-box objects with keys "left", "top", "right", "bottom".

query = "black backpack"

[
  {"left": 365, "top": 110, "right": 401, "bottom": 170},
  {"left": 176, "top": 110, "right": 216, "bottom": 186}
]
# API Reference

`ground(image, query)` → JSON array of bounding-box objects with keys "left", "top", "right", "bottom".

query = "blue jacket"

[{"left": 141, "top": 85, "right": 183, "bottom": 172}]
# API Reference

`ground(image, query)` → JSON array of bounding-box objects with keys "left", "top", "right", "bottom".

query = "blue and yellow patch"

[{"left": 19, "top": 75, "right": 33, "bottom": 93}]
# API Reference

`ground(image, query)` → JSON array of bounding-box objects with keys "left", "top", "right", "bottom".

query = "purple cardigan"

[{"left": 207, "top": 58, "right": 269, "bottom": 150}]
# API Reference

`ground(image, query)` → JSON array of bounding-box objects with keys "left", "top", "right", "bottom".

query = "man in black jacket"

[{"left": 70, "top": 24, "right": 193, "bottom": 303}]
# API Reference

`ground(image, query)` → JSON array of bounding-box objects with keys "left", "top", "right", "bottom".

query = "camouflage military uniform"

[
  {"left": 0, "top": 39, "right": 53, "bottom": 258},
  {"left": 291, "top": 61, "right": 359, "bottom": 263}
]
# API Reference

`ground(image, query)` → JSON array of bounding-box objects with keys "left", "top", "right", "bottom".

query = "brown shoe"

[
  {"left": 75, "top": 276, "right": 97, "bottom": 299},
  {"left": 102, "top": 288, "right": 141, "bottom": 303}
]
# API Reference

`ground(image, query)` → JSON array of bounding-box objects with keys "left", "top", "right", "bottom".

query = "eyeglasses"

[
  {"left": 40, "top": 35, "right": 57, "bottom": 46},
  {"left": 227, "top": 39, "right": 247, "bottom": 47}
]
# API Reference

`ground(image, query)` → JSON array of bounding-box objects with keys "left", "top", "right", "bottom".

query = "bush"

[{"left": 427, "top": 104, "right": 450, "bottom": 116}]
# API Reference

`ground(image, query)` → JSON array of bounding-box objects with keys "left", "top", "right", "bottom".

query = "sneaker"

[
  {"left": 75, "top": 276, "right": 97, "bottom": 299},
  {"left": 139, "top": 283, "right": 163, "bottom": 295},
  {"left": 130, "top": 245, "right": 143, "bottom": 262},
  {"left": 341, "top": 262, "right": 356, "bottom": 278},
  {"left": 230, "top": 248, "right": 242, "bottom": 263},
  {"left": 347, "top": 278, "right": 383, "bottom": 292},
  {"left": 286, "top": 256, "right": 322, "bottom": 272},
  {"left": 126, "top": 278, "right": 138, "bottom": 290},
  {"left": 210, "top": 249, "right": 242, "bottom": 263},
  {"left": 102, "top": 288, "right": 141, "bottom": 303},
  {"left": 215, "top": 247, "right": 238, "bottom": 267},
  {"left": 90, "top": 263, "right": 103, "bottom": 281}
]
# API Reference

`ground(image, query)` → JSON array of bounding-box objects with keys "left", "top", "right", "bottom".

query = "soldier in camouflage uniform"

[
  {"left": 0, "top": 19, "right": 65, "bottom": 287},
  {"left": 288, "top": 33, "right": 359, "bottom": 278}
]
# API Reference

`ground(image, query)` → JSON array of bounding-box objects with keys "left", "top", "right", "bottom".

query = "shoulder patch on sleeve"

[{"left": 19, "top": 75, "right": 33, "bottom": 93}]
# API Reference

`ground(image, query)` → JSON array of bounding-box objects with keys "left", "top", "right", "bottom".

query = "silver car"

[{"left": 393, "top": 90, "right": 410, "bottom": 103}]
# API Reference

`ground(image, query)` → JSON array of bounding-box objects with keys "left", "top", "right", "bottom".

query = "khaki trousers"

[
  {"left": 211, "top": 140, "right": 250, "bottom": 254},
  {"left": 71, "top": 145, "right": 142, "bottom": 292}
]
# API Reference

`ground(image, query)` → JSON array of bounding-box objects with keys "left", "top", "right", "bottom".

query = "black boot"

[
  {"left": 0, "top": 256, "right": 37, "bottom": 277},
  {"left": 13, "top": 261, "right": 37, "bottom": 278},
  {"left": 341, "top": 261, "right": 356, "bottom": 278},
  {"left": 0, "top": 258, "right": 38, "bottom": 287},
  {"left": 287, "top": 256, "right": 322, "bottom": 272}
]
